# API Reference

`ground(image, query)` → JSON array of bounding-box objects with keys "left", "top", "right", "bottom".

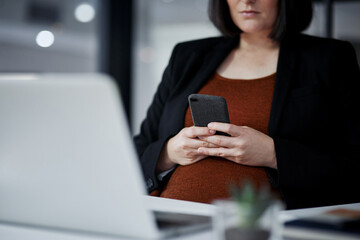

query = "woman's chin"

[{"left": 240, "top": 27, "right": 272, "bottom": 36}]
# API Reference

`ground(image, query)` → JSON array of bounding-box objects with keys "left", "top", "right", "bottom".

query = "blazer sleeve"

[
  {"left": 268, "top": 41, "right": 360, "bottom": 209},
  {"left": 133, "top": 44, "right": 180, "bottom": 193}
]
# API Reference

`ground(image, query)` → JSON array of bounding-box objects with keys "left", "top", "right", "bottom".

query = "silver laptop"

[{"left": 0, "top": 73, "right": 212, "bottom": 239}]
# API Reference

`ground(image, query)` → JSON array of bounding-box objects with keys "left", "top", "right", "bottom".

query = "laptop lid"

[{"left": 0, "top": 73, "right": 161, "bottom": 238}]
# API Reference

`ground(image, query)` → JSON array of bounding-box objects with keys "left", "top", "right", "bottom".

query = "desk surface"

[{"left": 1, "top": 197, "right": 359, "bottom": 240}]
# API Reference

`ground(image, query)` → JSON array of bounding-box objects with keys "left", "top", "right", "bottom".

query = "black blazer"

[{"left": 134, "top": 34, "right": 360, "bottom": 209}]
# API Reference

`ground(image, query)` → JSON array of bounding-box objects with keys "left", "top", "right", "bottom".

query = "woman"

[{"left": 134, "top": 0, "right": 360, "bottom": 209}]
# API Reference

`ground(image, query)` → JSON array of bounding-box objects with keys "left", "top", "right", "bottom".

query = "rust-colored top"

[{"left": 159, "top": 72, "right": 277, "bottom": 203}]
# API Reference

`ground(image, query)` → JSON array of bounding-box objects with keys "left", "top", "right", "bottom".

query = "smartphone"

[{"left": 188, "top": 94, "right": 230, "bottom": 136}]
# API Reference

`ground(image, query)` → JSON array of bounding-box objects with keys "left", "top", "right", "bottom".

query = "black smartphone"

[{"left": 188, "top": 94, "right": 230, "bottom": 136}]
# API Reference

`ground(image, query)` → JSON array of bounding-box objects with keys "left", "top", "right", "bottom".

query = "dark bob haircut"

[{"left": 208, "top": 0, "right": 313, "bottom": 42}]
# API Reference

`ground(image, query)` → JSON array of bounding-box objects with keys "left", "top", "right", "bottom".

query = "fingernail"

[
  {"left": 198, "top": 148, "right": 203, "bottom": 154},
  {"left": 208, "top": 123, "right": 213, "bottom": 128},
  {"left": 209, "top": 130, "right": 216, "bottom": 134}
]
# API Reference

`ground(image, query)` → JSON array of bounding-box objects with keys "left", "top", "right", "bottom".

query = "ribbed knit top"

[{"left": 159, "top": 72, "right": 276, "bottom": 203}]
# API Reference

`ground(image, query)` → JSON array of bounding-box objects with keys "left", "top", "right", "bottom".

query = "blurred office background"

[{"left": 0, "top": 0, "right": 359, "bottom": 135}]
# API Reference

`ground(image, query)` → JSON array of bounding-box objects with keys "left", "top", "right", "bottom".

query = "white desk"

[
  {"left": 1, "top": 198, "right": 359, "bottom": 240},
  {"left": 0, "top": 223, "right": 213, "bottom": 240},
  {"left": 278, "top": 202, "right": 360, "bottom": 223}
]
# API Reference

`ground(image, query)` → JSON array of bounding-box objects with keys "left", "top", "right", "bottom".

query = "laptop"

[{"left": 0, "top": 73, "right": 213, "bottom": 239}]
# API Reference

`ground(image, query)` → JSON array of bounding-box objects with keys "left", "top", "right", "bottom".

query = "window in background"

[{"left": 0, "top": 0, "right": 102, "bottom": 72}]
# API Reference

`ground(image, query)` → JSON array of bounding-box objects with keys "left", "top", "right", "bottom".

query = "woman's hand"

[
  {"left": 156, "top": 126, "right": 218, "bottom": 172},
  {"left": 198, "top": 122, "right": 277, "bottom": 169}
]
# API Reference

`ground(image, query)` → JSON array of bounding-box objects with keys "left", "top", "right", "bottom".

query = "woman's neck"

[
  {"left": 216, "top": 31, "right": 280, "bottom": 80},
  {"left": 239, "top": 32, "right": 279, "bottom": 52}
]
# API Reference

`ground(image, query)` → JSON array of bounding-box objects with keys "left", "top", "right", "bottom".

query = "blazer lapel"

[
  {"left": 188, "top": 36, "right": 239, "bottom": 94},
  {"left": 169, "top": 37, "right": 239, "bottom": 132},
  {"left": 268, "top": 36, "right": 299, "bottom": 136}
]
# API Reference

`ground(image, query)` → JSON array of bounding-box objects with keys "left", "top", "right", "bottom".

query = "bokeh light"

[
  {"left": 75, "top": 3, "right": 95, "bottom": 23},
  {"left": 36, "top": 30, "right": 55, "bottom": 48}
]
